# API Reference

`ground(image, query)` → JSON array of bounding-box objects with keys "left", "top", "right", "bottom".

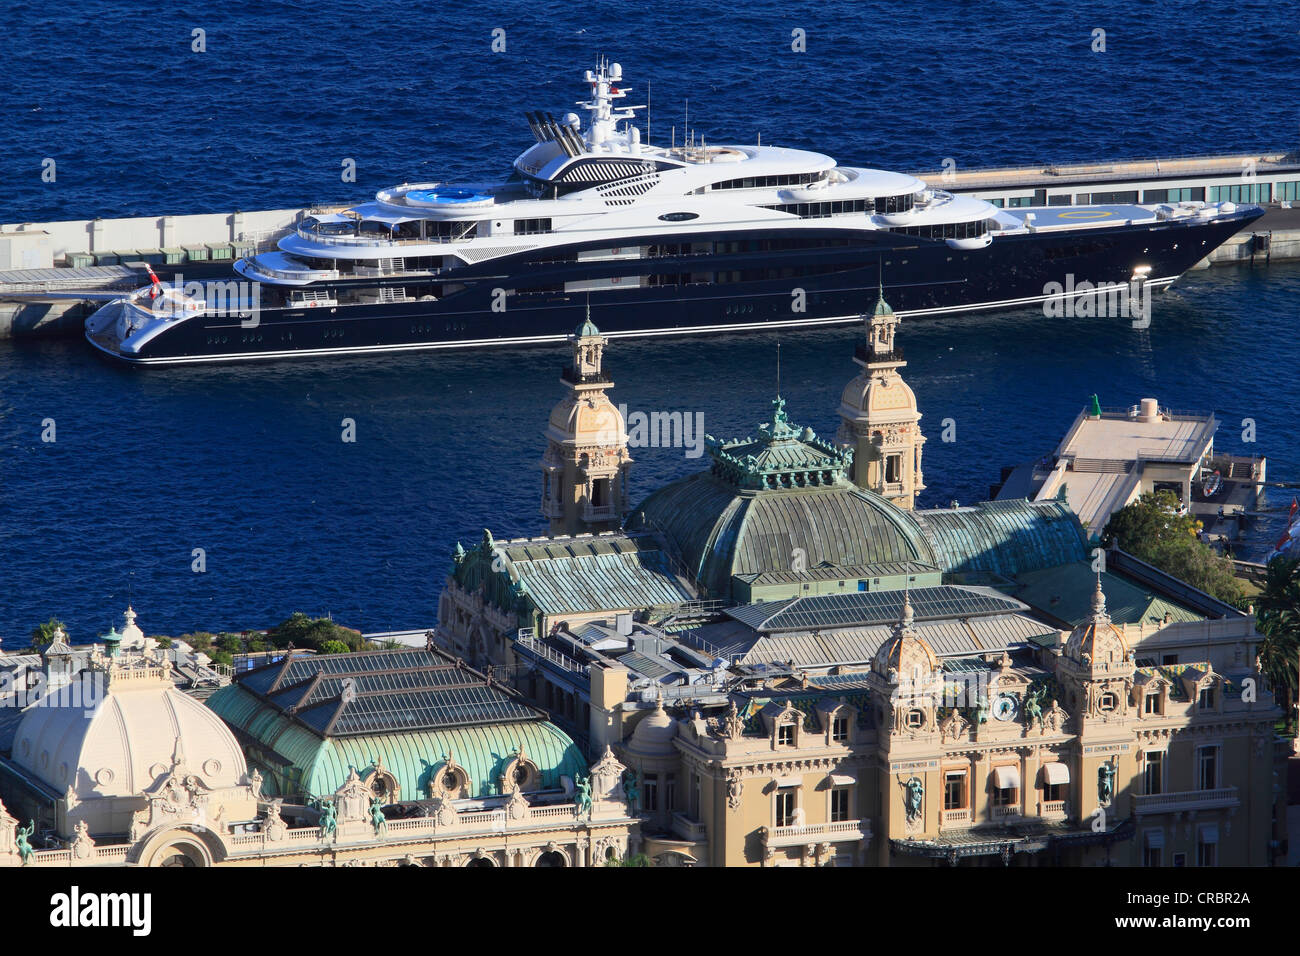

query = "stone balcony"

[
  {"left": 670, "top": 812, "right": 706, "bottom": 842},
  {"left": 940, "top": 807, "right": 973, "bottom": 829},
  {"left": 1132, "top": 786, "right": 1239, "bottom": 816},
  {"left": 1039, "top": 799, "right": 1068, "bottom": 821},
  {"left": 761, "top": 818, "right": 872, "bottom": 850}
]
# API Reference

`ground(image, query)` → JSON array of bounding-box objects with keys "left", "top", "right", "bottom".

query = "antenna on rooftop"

[{"left": 776, "top": 338, "right": 781, "bottom": 399}]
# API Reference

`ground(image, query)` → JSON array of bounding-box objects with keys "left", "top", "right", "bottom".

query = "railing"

[
  {"left": 854, "top": 343, "right": 905, "bottom": 364},
  {"left": 515, "top": 632, "right": 590, "bottom": 675},
  {"left": 1132, "top": 786, "right": 1239, "bottom": 814},
  {"left": 765, "top": 818, "right": 871, "bottom": 847},
  {"left": 941, "top": 807, "right": 972, "bottom": 828},
  {"left": 241, "top": 259, "right": 340, "bottom": 282},
  {"left": 991, "top": 804, "right": 1023, "bottom": 820},
  {"left": 671, "top": 812, "right": 707, "bottom": 842},
  {"left": 665, "top": 600, "right": 728, "bottom": 619},
  {"left": 1040, "top": 800, "right": 1067, "bottom": 819},
  {"left": 632, "top": 680, "right": 728, "bottom": 702},
  {"left": 561, "top": 366, "right": 614, "bottom": 385},
  {"left": 582, "top": 502, "right": 619, "bottom": 522},
  {"left": 295, "top": 227, "right": 437, "bottom": 247}
]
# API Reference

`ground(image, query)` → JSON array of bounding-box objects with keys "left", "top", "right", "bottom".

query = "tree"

[
  {"left": 1101, "top": 491, "right": 1244, "bottom": 606},
  {"left": 181, "top": 632, "right": 215, "bottom": 653},
  {"left": 265, "top": 613, "right": 363, "bottom": 653},
  {"left": 317, "top": 640, "right": 350, "bottom": 655},
  {"left": 30, "top": 617, "right": 66, "bottom": 648},
  {"left": 603, "top": 852, "right": 651, "bottom": 867},
  {"left": 1255, "top": 557, "right": 1300, "bottom": 732}
]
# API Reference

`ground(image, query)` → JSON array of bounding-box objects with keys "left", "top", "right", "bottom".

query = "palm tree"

[
  {"left": 1256, "top": 558, "right": 1300, "bottom": 732},
  {"left": 29, "top": 617, "right": 67, "bottom": 648}
]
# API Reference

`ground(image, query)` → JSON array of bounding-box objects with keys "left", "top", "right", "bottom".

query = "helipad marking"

[{"left": 1057, "top": 210, "right": 1115, "bottom": 220}]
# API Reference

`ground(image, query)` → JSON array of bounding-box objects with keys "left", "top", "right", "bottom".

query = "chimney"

[{"left": 1139, "top": 398, "right": 1159, "bottom": 423}]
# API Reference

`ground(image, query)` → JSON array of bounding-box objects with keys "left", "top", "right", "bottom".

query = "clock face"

[{"left": 992, "top": 695, "right": 1019, "bottom": 722}]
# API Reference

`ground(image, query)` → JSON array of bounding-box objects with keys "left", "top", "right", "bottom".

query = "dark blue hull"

[{"left": 93, "top": 208, "right": 1261, "bottom": 364}]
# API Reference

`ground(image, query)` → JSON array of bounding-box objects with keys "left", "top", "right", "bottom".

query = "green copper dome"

[{"left": 625, "top": 397, "right": 936, "bottom": 598}]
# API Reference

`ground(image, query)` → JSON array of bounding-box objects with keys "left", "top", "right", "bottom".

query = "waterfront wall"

[{"left": 0, "top": 207, "right": 310, "bottom": 267}]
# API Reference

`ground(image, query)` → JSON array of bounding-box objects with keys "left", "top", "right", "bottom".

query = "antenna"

[{"left": 647, "top": 79, "right": 651, "bottom": 145}]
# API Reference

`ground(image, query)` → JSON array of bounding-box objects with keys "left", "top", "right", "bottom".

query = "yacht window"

[{"left": 513, "top": 218, "right": 552, "bottom": 235}]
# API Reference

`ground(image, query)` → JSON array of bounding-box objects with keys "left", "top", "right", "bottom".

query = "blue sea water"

[{"left": 0, "top": 0, "right": 1297, "bottom": 641}]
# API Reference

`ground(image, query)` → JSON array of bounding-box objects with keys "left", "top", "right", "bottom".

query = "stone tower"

[
  {"left": 836, "top": 287, "right": 925, "bottom": 510},
  {"left": 1058, "top": 576, "right": 1137, "bottom": 830},
  {"left": 540, "top": 316, "right": 632, "bottom": 536}
]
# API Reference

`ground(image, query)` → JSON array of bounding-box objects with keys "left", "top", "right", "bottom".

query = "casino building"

[
  {"left": 435, "top": 295, "right": 1291, "bottom": 866},
  {"left": 0, "top": 614, "right": 637, "bottom": 868}
]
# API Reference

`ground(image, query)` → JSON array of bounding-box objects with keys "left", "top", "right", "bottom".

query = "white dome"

[
  {"left": 625, "top": 699, "right": 676, "bottom": 756},
  {"left": 12, "top": 669, "right": 248, "bottom": 799}
]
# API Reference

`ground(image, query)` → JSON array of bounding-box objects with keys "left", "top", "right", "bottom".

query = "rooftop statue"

[
  {"left": 622, "top": 769, "right": 640, "bottom": 809},
  {"left": 16, "top": 821, "right": 34, "bottom": 866},
  {"left": 315, "top": 799, "right": 337, "bottom": 840},
  {"left": 575, "top": 775, "right": 592, "bottom": 820}
]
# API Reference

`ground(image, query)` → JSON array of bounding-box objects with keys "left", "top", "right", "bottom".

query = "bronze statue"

[
  {"left": 1098, "top": 760, "right": 1116, "bottom": 805},
  {"left": 903, "top": 777, "right": 924, "bottom": 823},
  {"left": 575, "top": 775, "right": 593, "bottom": 819},
  {"left": 622, "top": 770, "right": 640, "bottom": 809},
  {"left": 16, "top": 821, "right": 34, "bottom": 866},
  {"left": 315, "top": 799, "right": 337, "bottom": 839}
]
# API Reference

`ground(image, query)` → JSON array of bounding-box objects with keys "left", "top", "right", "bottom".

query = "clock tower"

[
  {"left": 540, "top": 315, "right": 633, "bottom": 536},
  {"left": 836, "top": 287, "right": 926, "bottom": 510}
]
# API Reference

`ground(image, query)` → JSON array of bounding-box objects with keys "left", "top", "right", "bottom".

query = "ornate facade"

[
  {"left": 0, "top": 620, "right": 639, "bottom": 868},
  {"left": 612, "top": 580, "right": 1283, "bottom": 866}
]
